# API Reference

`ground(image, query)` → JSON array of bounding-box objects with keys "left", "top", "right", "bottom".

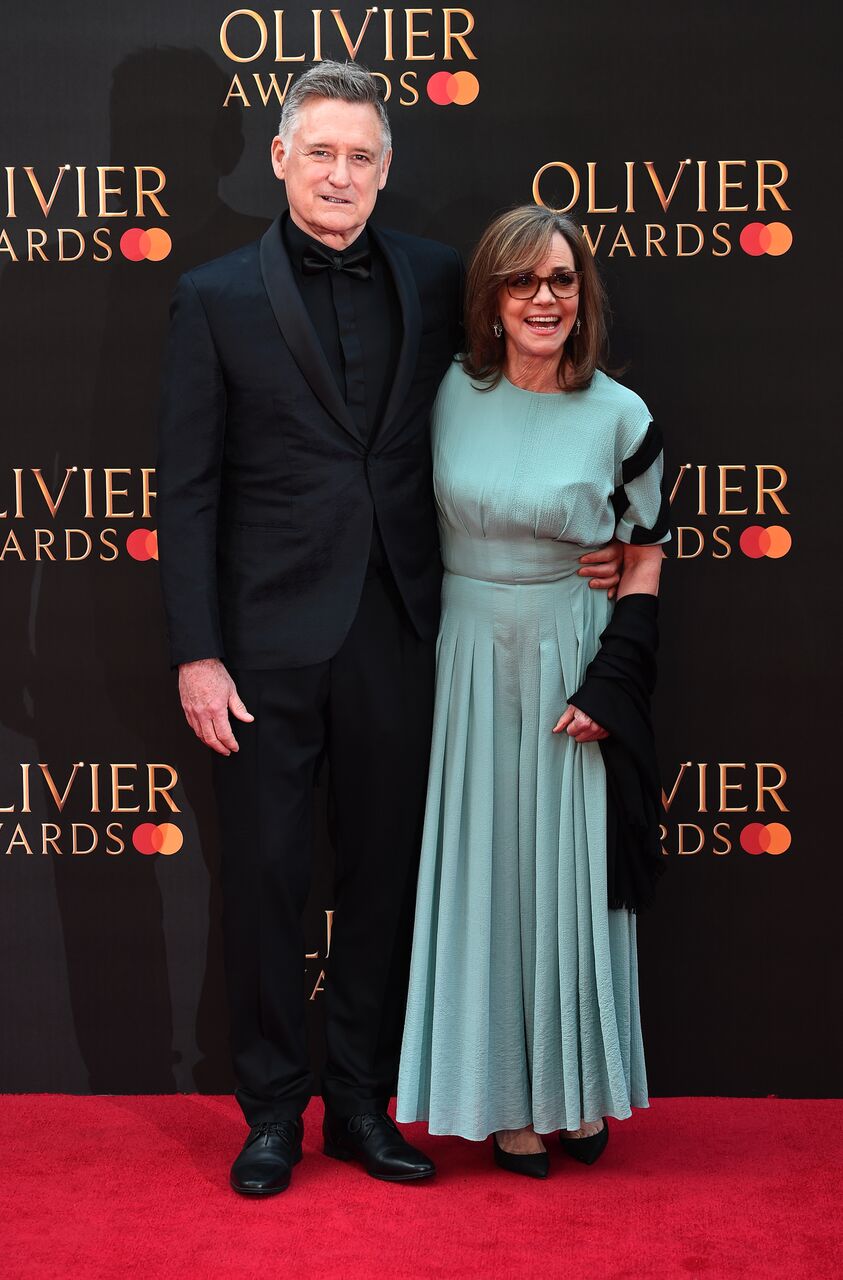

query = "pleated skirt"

[{"left": 396, "top": 570, "right": 649, "bottom": 1140}]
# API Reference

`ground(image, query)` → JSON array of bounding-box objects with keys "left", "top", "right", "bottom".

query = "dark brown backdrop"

[{"left": 0, "top": 1, "right": 839, "bottom": 1098}]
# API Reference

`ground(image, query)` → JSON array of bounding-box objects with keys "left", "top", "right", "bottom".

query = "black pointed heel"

[
  {"left": 492, "top": 1133, "right": 549, "bottom": 1179},
  {"left": 559, "top": 1119, "right": 609, "bottom": 1165}
]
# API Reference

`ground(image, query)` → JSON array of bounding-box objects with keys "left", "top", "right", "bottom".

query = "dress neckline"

[{"left": 501, "top": 374, "right": 568, "bottom": 398}]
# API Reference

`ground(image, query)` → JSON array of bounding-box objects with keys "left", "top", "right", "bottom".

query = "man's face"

[{"left": 271, "top": 97, "right": 392, "bottom": 248}]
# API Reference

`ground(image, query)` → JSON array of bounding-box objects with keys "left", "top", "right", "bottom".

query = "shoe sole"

[
  {"left": 230, "top": 1146, "right": 302, "bottom": 1195},
  {"left": 493, "top": 1161, "right": 549, "bottom": 1179},
  {"left": 323, "top": 1143, "right": 434, "bottom": 1181}
]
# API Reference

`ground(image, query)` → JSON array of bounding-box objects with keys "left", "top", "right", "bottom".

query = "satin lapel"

[
  {"left": 259, "top": 217, "right": 362, "bottom": 444},
  {"left": 370, "top": 227, "right": 421, "bottom": 448}
]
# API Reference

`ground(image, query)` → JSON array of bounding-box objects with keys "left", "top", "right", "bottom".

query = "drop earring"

[
  {"left": 575, "top": 317, "right": 581, "bottom": 335},
  {"left": 493, "top": 318, "right": 503, "bottom": 338}
]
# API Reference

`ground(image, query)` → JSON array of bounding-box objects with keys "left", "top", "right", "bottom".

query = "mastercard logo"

[
  {"left": 132, "top": 823, "right": 183, "bottom": 856},
  {"left": 120, "top": 227, "right": 172, "bottom": 262},
  {"left": 739, "top": 525, "right": 791, "bottom": 559},
  {"left": 739, "top": 822, "right": 791, "bottom": 855},
  {"left": 426, "top": 70, "right": 479, "bottom": 106},
  {"left": 739, "top": 222, "right": 792, "bottom": 257},
  {"left": 126, "top": 529, "right": 158, "bottom": 561}
]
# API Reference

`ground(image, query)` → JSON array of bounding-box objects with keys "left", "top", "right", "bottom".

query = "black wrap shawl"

[{"left": 569, "top": 593, "right": 665, "bottom": 911}]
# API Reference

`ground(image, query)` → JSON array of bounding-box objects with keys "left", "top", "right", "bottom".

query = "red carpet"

[{"left": 2, "top": 1096, "right": 841, "bottom": 1279}]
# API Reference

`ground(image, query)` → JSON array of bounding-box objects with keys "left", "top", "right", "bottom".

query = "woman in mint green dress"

[{"left": 396, "top": 207, "right": 669, "bottom": 1177}]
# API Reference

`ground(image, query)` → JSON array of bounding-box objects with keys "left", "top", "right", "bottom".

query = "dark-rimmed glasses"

[{"left": 504, "top": 270, "right": 582, "bottom": 300}]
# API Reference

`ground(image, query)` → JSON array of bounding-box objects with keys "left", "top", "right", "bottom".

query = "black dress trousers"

[{"left": 213, "top": 569, "right": 435, "bottom": 1123}]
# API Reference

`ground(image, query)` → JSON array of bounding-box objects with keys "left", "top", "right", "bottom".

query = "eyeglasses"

[{"left": 504, "top": 269, "right": 582, "bottom": 300}]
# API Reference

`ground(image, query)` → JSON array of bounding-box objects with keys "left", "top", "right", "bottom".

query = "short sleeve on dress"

[{"left": 612, "top": 420, "right": 671, "bottom": 545}]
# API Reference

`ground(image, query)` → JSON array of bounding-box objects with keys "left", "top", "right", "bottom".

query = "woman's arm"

[
  {"left": 616, "top": 542, "right": 663, "bottom": 599},
  {"left": 554, "top": 543, "right": 664, "bottom": 741}
]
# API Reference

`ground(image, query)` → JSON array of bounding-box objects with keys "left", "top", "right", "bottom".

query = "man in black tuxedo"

[{"left": 158, "top": 61, "right": 619, "bottom": 1195}]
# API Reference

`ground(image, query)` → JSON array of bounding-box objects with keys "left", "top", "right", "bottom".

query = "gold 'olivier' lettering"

[
  {"left": 667, "top": 464, "right": 789, "bottom": 517},
  {"left": 0, "top": 467, "right": 157, "bottom": 519},
  {"left": 660, "top": 762, "right": 788, "bottom": 815},
  {"left": 218, "top": 7, "right": 477, "bottom": 64},
  {"left": 0, "top": 763, "right": 181, "bottom": 815},
  {"left": 1, "top": 166, "right": 167, "bottom": 219},
  {"left": 533, "top": 159, "right": 789, "bottom": 215}
]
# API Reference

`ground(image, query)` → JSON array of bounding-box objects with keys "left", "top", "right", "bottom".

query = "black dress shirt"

[{"left": 283, "top": 212, "right": 401, "bottom": 443}]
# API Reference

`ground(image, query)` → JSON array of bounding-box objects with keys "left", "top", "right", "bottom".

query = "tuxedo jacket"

[{"left": 157, "top": 216, "right": 463, "bottom": 669}]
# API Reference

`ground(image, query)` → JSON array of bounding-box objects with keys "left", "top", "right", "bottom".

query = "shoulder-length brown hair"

[{"left": 462, "top": 206, "right": 608, "bottom": 392}]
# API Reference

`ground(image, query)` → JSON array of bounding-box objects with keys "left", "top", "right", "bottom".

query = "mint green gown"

[{"left": 396, "top": 361, "right": 669, "bottom": 1140}]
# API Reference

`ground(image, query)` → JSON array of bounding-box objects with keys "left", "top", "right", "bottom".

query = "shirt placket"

[{"left": 328, "top": 267, "right": 368, "bottom": 442}]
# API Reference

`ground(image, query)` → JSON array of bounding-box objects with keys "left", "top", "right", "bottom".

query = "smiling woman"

[
  {"left": 462, "top": 206, "right": 609, "bottom": 392},
  {"left": 397, "top": 203, "right": 670, "bottom": 1176}
]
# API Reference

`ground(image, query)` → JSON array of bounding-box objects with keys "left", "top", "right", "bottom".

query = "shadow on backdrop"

[{"left": 0, "top": 46, "right": 269, "bottom": 1092}]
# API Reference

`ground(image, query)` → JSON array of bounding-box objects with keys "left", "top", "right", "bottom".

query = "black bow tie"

[{"left": 301, "top": 246, "right": 372, "bottom": 280}]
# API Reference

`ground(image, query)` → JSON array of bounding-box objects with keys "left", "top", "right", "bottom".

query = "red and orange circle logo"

[
  {"left": 120, "top": 227, "right": 172, "bottom": 262},
  {"left": 132, "top": 823, "right": 183, "bottom": 856},
  {"left": 426, "top": 71, "right": 480, "bottom": 105},
  {"left": 739, "top": 525, "right": 791, "bottom": 559},
  {"left": 739, "top": 223, "right": 792, "bottom": 257},
  {"left": 739, "top": 822, "right": 791, "bottom": 855},
  {"left": 126, "top": 529, "right": 158, "bottom": 561}
]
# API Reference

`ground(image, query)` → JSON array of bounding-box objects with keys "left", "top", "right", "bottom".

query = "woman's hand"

[{"left": 553, "top": 706, "right": 609, "bottom": 742}]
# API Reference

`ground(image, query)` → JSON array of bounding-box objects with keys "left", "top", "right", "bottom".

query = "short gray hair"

[{"left": 278, "top": 60, "right": 392, "bottom": 153}]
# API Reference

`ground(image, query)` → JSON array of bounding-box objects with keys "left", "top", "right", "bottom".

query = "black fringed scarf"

[{"left": 568, "top": 593, "right": 665, "bottom": 911}]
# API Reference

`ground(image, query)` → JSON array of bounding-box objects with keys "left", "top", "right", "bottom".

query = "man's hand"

[
  {"left": 553, "top": 706, "right": 609, "bottom": 743},
  {"left": 178, "top": 658, "right": 254, "bottom": 756},
  {"left": 578, "top": 540, "right": 623, "bottom": 598}
]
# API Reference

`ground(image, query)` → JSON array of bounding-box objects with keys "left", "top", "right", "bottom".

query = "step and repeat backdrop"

[{"left": 0, "top": 2, "right": 838, "bottom": 1097}]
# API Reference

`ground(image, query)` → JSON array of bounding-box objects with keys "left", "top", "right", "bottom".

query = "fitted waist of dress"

[{"left": 442, "top": 532, "right": 596, "bottom": 585}]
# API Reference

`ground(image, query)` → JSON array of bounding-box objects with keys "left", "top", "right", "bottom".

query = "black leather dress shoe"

[
  {"left": 230, "top": 1118, "right": 303, "bottom": 1195},
  {"left": 323, "top": 1111, "right": 435, "bottom": 1182},
  {"left": 492, "top": 1134, "right": 549, "bottom": 1179},
  {"left": 560, "top": 1119, "right": 609, "bottom": 1165}
]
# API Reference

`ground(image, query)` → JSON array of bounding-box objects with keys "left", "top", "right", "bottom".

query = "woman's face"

[{"left": 497, "top": 232, "right": 580, "bottom": 368}]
